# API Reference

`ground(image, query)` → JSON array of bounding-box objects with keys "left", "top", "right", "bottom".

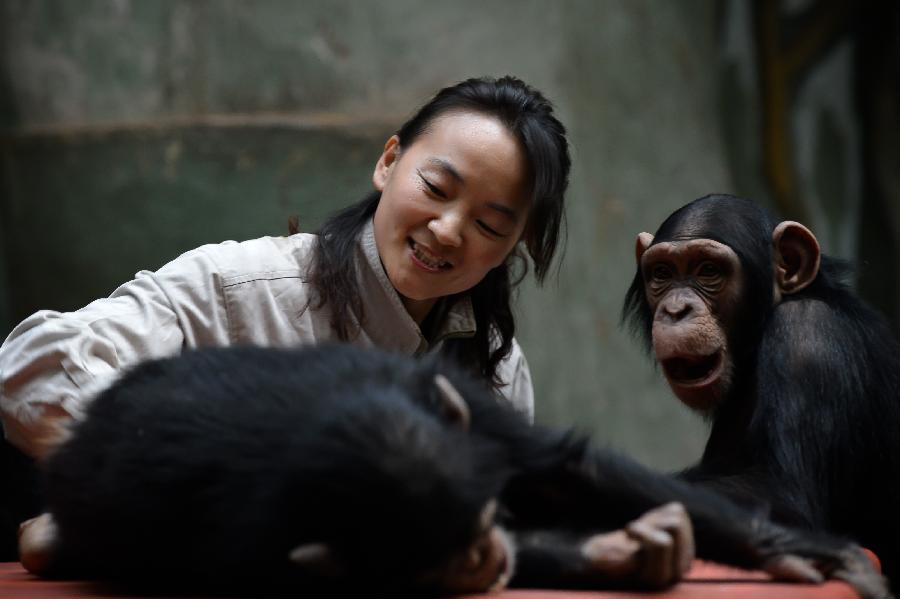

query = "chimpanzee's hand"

[
  {"left": 830, "top": 547, "right": 895, "bottom": 599},
  {"left": 18, "top": 512, "right": 60, "bottom": 576},
  {"left": 581, "top": 501, "right": 694, "bottom": 589},
  {"left": 753, "top": 521, "right": 893, "bottom": 599}
]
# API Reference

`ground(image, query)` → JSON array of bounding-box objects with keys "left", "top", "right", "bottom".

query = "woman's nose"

[{"left": 428, "top": 212, "right": 463, "bottom": 247}]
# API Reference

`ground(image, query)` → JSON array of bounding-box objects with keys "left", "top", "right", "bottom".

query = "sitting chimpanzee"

[
  {"left": 624, "top": 194, "right": 900, "bottom": 586},
  {"left": 26, "top": 344, "right": 887, "bottom": 596}
]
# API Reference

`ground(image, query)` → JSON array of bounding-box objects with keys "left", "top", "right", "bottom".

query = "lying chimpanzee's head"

[
  {"left": 286, "top": 365, "right": 517, "bottom": 593},
  {"left": 622, "top": 195, "right": 821, "bottom": 413}
]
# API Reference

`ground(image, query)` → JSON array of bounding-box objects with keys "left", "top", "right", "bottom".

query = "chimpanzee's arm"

[
  {"left": 504, "top": 442, "right": 778, "bottom": 567},
  {"left": 510, "top": 502, "right": 694, "bottom": 590},
  {"left": 679, "top": 462, "right": 814, "bottom": 529},
  {"left": 500, "top": 437, "right": 887, "bottom": 598},
  {"left": 460, "top": 373, "right": 888, "bottom": 597},
  {"left": 694, "top": 298, "right": 869, "bottom": 531},
  {"left": 511, "top": 529, "right": 634, "bottom": 589}
]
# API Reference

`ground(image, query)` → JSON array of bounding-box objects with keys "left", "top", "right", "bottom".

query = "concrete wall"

[
  {"left": 1, "top": 0, "right": 873, "bottom": 470},
  {"left": 717, "top": 0, "right": 863, "bottom": 258}
]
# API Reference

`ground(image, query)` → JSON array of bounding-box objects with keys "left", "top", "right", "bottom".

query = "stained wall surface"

[{"left": 1, "top": 1, "right": 872, "bottom": 469}]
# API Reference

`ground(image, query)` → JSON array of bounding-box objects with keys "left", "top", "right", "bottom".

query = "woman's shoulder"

[{"left": 173, "top": 233, "right": 319, "bottom": 281}]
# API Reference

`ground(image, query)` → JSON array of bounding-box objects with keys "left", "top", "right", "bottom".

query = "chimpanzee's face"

[
  {"left": 290, "top": 496, "right": 514, "bottom": 593},
  {"left": 286, "top": 370, "right": 515, "bottom": 594},
  {"left": 415, "top": 501, "right": 515, "bottom": 593},
  {"left": 637, "top": 237, "right": 744, "bottom": 412}
]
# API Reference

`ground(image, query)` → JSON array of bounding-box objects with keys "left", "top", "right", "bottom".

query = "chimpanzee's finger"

[
  {"left": 654, "top": 502, "right": 695, "bottom": 576},
  {"left": 18, "top": 512, "right": 60, "bottom": 576},
  {"left": 830, "top": 548, "right": 893, "bottom": 599},
  {"left": 762, "top": 555, "right": 825, "bottom": 583},
  {"left": 628, "top": 502, "right": 693, "bottom": 585},
  {"left": 581, "top": 529, "right": 642, "bottom": 579},
  {"left": 626, "top": 518, "right": 675, "bottom": 588}
]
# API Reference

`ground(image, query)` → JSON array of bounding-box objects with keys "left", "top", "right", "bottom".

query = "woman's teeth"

[{"left": 412, "top": 242, "right": 450, "bottom": 269}]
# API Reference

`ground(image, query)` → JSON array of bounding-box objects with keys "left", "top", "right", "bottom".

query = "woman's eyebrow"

[{"left": 424, "top": 157, "right": 464, "bottom": 184}]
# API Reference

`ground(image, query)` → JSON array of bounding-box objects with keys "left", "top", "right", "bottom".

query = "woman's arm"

[
  {"left": 495, "top": 338, "right": 535, "bottom": 423},
  {"left": 0, "top": 245, "right": 232, "bottom": 458}
]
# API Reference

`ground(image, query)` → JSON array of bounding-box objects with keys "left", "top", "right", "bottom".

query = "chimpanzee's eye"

[
  {"left": 697, "top": 262, "right": 721, "bottom": 279},
  {"left": 651, "top": 264, "right": 673, "bottom": 281}
]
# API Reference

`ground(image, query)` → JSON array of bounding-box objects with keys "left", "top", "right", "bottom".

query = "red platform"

[{"left": 0, "top": 560, "right": 868, "bottom": 598}]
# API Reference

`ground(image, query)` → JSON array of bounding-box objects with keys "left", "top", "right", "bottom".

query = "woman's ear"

[
  {"left": 772, "top": 221, "right": 820, "bottom": 295},
  {"left": 372, "top": 135, "right": 401, "bottom": 191}
]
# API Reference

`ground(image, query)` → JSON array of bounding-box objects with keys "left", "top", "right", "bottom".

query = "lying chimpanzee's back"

[{"left": 43, "top": 344, "right": 508, "bottom": 593}]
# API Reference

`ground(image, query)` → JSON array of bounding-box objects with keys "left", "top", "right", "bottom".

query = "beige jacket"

[{"left": 0, "top": 221, "right": 534, "bottom": 458}]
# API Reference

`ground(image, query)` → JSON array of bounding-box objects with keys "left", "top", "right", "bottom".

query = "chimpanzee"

[
  {"left": 28, "top": 344, "right": 887, "bottom": 596},
  {"left": 623, "top": 193, "right": 900, "bottom": 587}
]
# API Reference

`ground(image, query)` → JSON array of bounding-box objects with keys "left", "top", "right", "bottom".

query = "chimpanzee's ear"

[
  {"left": 635, "top": 232, "right": 654, "bottom": 265},
  {"left": 772, "top": 221, "right": 820, "bottom": 295},
  {"left": 289, "top": 543, "right": 343, "bottom": 577},
  {"left": 434, "top": 374, "right": 470, "bottom": 432},
  {"left": 479, "top": 499, "right": 498, "bottom": 530}
]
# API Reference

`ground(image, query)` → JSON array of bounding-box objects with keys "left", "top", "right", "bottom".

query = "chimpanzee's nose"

[
  {"left": 663, "top": 302, "right": 692, "bottom": 321},
  {"left": 657, "top": 291, "right": 699, "bottom": 324}
]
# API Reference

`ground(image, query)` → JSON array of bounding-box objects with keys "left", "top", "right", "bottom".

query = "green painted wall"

[
  {"left": 3, "top": 0, "right": 869, "bottom": 470},
  {"left": 3, "top": 124, "right": 387, "bottom": 315}
]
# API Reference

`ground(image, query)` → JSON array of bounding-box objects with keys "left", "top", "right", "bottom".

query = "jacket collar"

[{"left": 357, "top": 219, "right": 475, "bottom": 354}]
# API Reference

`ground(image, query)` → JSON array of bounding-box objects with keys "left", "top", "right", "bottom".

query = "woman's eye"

[
  {"left": 418, "top": 172, "right": 447, "bottom": 198},
  {"left": 477, "top": 221, "right": 506, "bottom": 238}
]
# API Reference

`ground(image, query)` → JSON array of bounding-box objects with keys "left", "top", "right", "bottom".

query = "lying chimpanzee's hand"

[
  {"left": 18, "top": 512, "right": 58, "bottom": 576},
  {"left": 508, "top": 502, "right": 695, "bottom": 590},
  {"left": 582, "top": 501, "right": 695, "bottom": 588}
]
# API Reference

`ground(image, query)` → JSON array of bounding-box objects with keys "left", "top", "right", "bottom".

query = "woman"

[{"left": 0, "top": 76, "right": 569, "bottom": 460}]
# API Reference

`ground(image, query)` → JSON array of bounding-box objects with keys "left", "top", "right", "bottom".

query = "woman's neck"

[{"left": 401, "top": 296, "right": 438, "bottom": 326}]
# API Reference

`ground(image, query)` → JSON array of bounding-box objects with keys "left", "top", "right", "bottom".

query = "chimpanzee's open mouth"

[{"left": 662, "top": 352, "right": 723, "bottom": 386}]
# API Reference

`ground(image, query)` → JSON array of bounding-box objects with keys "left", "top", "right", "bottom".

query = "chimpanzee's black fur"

[
  {"left": 0, "top": 440, "right": 40, "bottom": 560},
  {"left": 43, "top": 344, "right": 884, "bottom": 594}
]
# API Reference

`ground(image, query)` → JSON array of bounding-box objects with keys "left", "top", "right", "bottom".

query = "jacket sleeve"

[
  {"left": 0, "top": 246, "right": 231, "bottom": 458},
  {"left": 496, "top": 338, "right": 535, "bottom": 424}
]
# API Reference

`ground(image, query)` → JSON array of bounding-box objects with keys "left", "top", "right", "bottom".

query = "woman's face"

[{"left": 372, "top": 111, "right": 531, "bottom": 323}]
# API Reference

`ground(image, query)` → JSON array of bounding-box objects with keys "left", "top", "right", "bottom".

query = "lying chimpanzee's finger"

[
  {"left": 627, "top": 518, "right": 675, "bottom": 588},
  {"left": 18, "top": 512, "right": 60, "bottom": 576},
  {"left": 627, "top": 502, "right": 694, "bottom": 586},
  {"left": 581, "top": 529, "right": 642, "bottom": 579},
  {"left": 653, "top": 502, "right": 695, "bottom": 576}
]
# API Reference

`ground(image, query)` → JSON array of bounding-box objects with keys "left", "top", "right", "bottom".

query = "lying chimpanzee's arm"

[
  {"left": 446, "top": 364, "right": 889, "bottom": 598},
  {"left": 498, "top": 430, "right": 889, "bottom": 599},
  {"left": 510, "top": 502, "right": 694, "bottom": 590}
]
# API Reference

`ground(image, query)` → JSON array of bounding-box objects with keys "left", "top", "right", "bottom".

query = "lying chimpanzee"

[
  {"left": 26, "top": 344, "right": 888, "bottom": 596},
  {"left": 624, "top": 194, "right": 900, "bottom": 587}
]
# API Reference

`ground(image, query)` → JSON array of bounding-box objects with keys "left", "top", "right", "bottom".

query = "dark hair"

[{"left": 310, "top": 76, "right": 570, "bottom": 387}]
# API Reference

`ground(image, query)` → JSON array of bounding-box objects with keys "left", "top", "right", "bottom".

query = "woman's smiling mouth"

[{"left": 409, "top": 239, "right": 452, "bottom": 271}]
